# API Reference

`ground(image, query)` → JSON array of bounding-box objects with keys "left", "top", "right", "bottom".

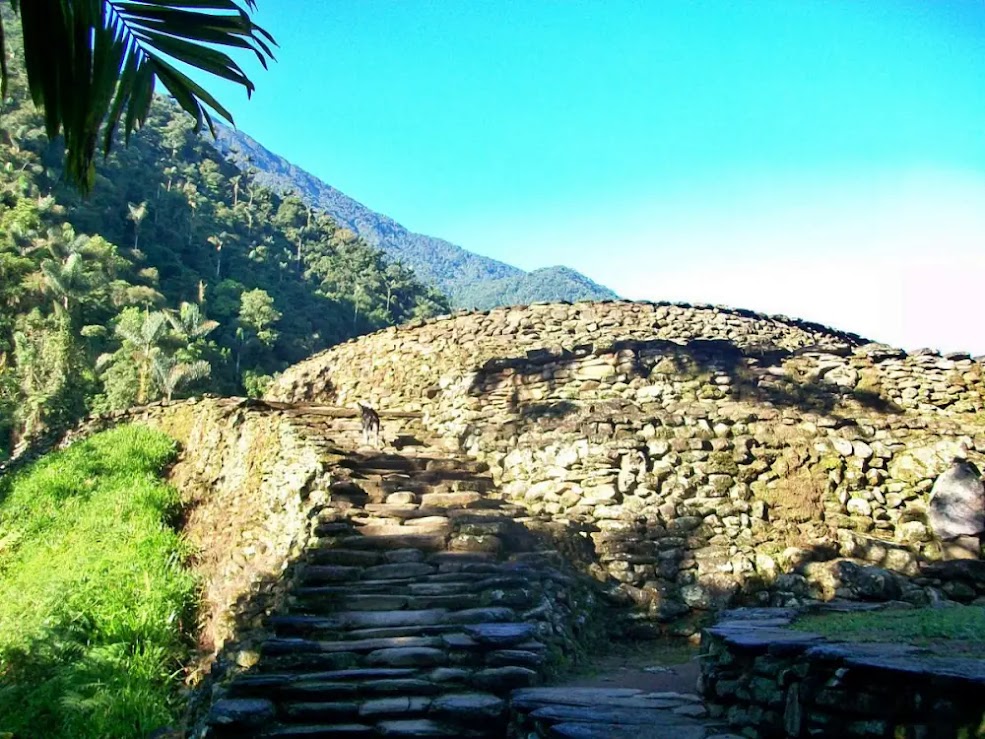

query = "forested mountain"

[
  {"left": 0, "top": 12, "right": 448, "bottom": 459},
  {"left": 213, "top": 127, "right": 620, "bottom": 309}
]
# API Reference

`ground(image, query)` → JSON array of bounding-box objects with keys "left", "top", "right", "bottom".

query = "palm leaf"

[{"left": 4, "top": 0, "right": 275, "bottom": 192}]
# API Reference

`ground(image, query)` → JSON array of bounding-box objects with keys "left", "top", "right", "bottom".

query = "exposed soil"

[{"left": 558, "top": 639, "right": 703, "bottom": 693}]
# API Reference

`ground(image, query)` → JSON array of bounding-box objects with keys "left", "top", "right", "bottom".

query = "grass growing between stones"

[
  {"left": 794, "top": 606, "right": 985, "bottom": 649},
  {"left": 0, "top": 425, "right": 198, "bottom": 738}
]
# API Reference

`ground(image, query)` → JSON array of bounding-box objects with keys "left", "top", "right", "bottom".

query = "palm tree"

[
  {"left": 166, "top": 301, "right": 218, "bottom": 342},
  {"left": 126, "top": 201, "right": 147, "bottom": 252},
  {"left": 39, "top": 251, "right": 87, "bottom": 312},
  {"left": 151, "top": 353, "right": 210, "bottom": 402},
  {"left": 105, "top": 309, "right": 169, "bottom": 404},
  {"left": 0, "top": 2, "right": 275, "bottom": 193}
]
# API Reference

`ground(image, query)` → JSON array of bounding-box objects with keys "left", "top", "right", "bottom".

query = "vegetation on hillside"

[
  {"left": 0, "top": 1, "right": 273, "bottom": 192},
  {"left": 214, "top": 126, "right": 621, "bottom": 310},
  {"left": 0, "top": 425, "right": 196, "bottom": 738},
  {"left": 0, "top": 10, "right": 449, "bottom": 458}
]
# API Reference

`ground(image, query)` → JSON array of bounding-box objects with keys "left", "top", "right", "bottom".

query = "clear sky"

[{"left": 208, "top": 0, "right": 985, "bottom": 353}]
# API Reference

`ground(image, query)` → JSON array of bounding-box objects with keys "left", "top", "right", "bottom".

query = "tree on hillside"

[{"left": 0, "top": 1, "right": 275, "bottom": 192}]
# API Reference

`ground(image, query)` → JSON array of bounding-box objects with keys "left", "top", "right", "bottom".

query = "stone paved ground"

[
  {"left": 509, "top": 685, "right": 743, "bottom": 738},
  {"left": 504, "top": 641, "right": 741, "bottom": 738}
]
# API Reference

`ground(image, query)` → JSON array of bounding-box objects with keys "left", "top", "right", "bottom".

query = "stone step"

[
  {"left": 336, "top": 625, "right": 468, "bottom": 641},
  {"left": 338, "top": 456, "right": 428, "bottom": 473},
  {"left": 373, "top": 718, "right": 461, "bottom": 737},
  {"left": 293, "top": 592, "right": 487, "bottom": 613},
  {"left": 231, "top": 669, "right": 417, "bottom": 697},
  {"left": 332, "top": 534, "right": 449, "bottom": 552},
  {"left": 307, "top": 549, "right": 383, "bottom": 567},
  {"left": 260, "top": 722, "right": 375, "bottom": 737},
  {"left": 264, "top": 636, "right": 445, "bottom": 656},
  {"left": 355, "top": 522, "right": 451, "bottom": 539},
  {"left": 297, "top": 562, "right": 438, "bottom": 586},
  {"left": 271, "top": 678, "right": 444, "bottom": 701},
  {"left": 279, "top": 702, "right": 360, "bottom": 722},
  {"left": 271, "top": 609, "right": 452, "bottom": 634}
]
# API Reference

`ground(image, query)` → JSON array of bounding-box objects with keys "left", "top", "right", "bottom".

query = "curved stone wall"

[{"left": 268, "top": 301, "right": 985, "bottom": 629}]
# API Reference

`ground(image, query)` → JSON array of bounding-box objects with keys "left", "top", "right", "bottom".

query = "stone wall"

[
  {"left": 701, "top": 605, "right": 985, "bottom": 738},
  {"left": 268, "top": 301, "right": 985, "bottom": 630}
]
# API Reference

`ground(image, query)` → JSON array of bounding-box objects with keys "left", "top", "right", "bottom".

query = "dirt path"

[{"left": 557, "top": 639, "right": 702, "bottom": 693}]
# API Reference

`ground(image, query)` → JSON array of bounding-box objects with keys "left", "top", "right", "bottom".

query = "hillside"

[
  {"left": 212, "top": 126, "right": 620, "bottom": 309},
  {"left": 0, "top": 9, "right": 448, "bottom": 458}
]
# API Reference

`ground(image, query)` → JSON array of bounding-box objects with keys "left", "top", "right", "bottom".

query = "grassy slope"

[
  {"left": 0, "top": 426, "right": 197, "bottom": 738},
  {"left": 795, "top": 606, "right": 985, "bottom": 645}
]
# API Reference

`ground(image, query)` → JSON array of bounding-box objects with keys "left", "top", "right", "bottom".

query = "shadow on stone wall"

[{"left": 472, "top": 338, "right": 901, "bottom": 424}]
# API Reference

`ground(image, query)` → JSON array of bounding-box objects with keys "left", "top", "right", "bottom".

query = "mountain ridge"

[{"left": 211, "top": 126, "right": 619, "bottom": 309}]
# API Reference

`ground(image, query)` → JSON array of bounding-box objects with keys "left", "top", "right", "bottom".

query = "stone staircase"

[{"left": 205, "top": 408, "right": 587, "bottom": 737}]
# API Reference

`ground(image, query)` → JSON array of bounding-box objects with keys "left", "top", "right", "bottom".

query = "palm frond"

[{"left": 8, "top": 0, "right": 275, "bottom": 192}]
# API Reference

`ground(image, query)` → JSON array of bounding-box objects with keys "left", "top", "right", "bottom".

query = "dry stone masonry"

[
  {"left": 269, "top": 300, "right": 985, "bottom": 632},
  {"left": 23, "top": 299, "right": 985, "bottom": 737},
  {"left": 199, "top": 406, "right": 604, "bottom": 737},
  {"left": 701, "top": 604, "right": 985, "bottom": 738}
]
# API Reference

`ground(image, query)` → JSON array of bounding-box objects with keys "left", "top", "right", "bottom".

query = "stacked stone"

[
  {"left": 266, "top": 301, "right": 985, "bottom": 631},
  {"left": 508, "top": 687, "right": 735, "bottom": 739},
  {"left": 206, "top": 442, "right": 601, "bottom": 737},
  {"left": 266, "top": 300, "right": 869, "bottom": 412},
  {"left": 701, "top": 605, "right": 985, "bottom": 738}
]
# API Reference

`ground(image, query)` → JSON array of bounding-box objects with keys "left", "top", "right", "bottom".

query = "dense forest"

[
  {"left": 214, "top": 127, "right": 620, "bottom": 309},
  {"left": 0, "top": 14, "right": 449, "bottom": 459}
]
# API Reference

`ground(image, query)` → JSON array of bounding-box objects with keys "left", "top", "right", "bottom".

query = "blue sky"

[{"left": 209, "top": 0, "right": 985, "bottom": 352}]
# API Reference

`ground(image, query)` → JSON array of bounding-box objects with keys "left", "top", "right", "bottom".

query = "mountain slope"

[{"left": 212, "top": 126, "right": 619, "bottom": 309}]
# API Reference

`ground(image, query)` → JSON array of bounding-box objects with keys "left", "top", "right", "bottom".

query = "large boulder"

[{"left": 928, "top": 460, "right": 985, "bottom": 540}]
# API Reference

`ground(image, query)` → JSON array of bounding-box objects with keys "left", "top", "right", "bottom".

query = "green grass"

[
  {"left": 794, "top": 606, "right": 985, "bottom": 648},
  {"left": 0, "top": 425, "right": 197, "bottom": 739}
]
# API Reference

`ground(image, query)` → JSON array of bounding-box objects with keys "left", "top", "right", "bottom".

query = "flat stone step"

[
  {"left": 271, "top": 678, "right": 444, "bottom": 701},
  {"left": 260, "top": 724, "right": 375, "bottom": 737},
  {"left": 343, "top": 624, "right": 462, "bottom": 641},
  {"left": 362, "top": 504, "right": 436, "bottom": 520},
  {"left": 376, "top": 718, "right": 460, "bottom": 737},
  {"left": 530, "top": 704, "right": 705, "bottom": 726},
  {"left": 302, "top": 566, "right": 365, "bottom": 584},
  {"left": 547, "top": 724, "right": 710, "bottom": 739},
  {"left": 263, "top": 635, "right": 443, "bottom": 655},
  {"left": 425, "top": 551, "right": 498, "bottom": 565},
  {"left": 443, "top": 607, "right": 516, "bottom": 625},
  {"left": 295, "top": 592, "right": 486, "bottom": 614},
  {"left": 295, "top": 594, "right": 412, "bottom": 612},
  {"left": 419, "top": 492, "right": 483, "bottom": 508},
  {"left": 364, "top": 646, "right": 447, "bottom": 668},
  {"left": 510, "top": 688, "right": 692, "bottom": 711},
  {"left": 339, "top": 456, "right": 427, "bottom": 472},
  {"left": 359, "top": 695, "right": 432, "bottom": 719},
  {"left": 307, "top": 549, "right": 383, "bottom": 567},
  {"left": 230, "top": 669, "right": 416, "bottom": 696},
  {"left": 280, "top": 702, "right": 361, "bottom": 721},
  {"left": 430, "top": 692, "right": 506, "bottom": 721},
  {"left": 277, "top": 608, "right": 513, "bottom": 635},
  {"left": 463, "top": 622, "right": 535, "bottom": 647},
  {"left": 336, "top": 534, "right": 448, "bottom": 551}
]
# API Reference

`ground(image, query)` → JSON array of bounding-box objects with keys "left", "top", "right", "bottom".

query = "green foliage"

[
  {"left": 239, "top": 287, "right": 280, "bottom": 347},
  {"left": 1, "top": 1, "right": 274, "bottom": 192},
  {"left": 0, "top": 13, "right": 449, "bottom": 455},
  {"left": 0, "top": 425, "right": 197, "bottom": 738}
]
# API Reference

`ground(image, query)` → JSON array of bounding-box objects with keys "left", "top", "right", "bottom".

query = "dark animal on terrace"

[{"left": 358, "top": 402, "right": 381, "bottom": 448}]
